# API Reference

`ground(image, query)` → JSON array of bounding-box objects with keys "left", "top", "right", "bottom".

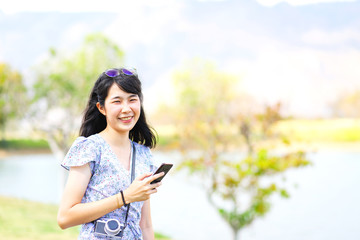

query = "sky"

[
  {"left": 0, "top": 0, "right": 356, "bottom": 13},
  {"left": 0, "top": 0, "right": 359, "bottom": 117}
]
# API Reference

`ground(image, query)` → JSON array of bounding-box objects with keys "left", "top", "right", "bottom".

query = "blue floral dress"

[{"left": 61, "top": 134, "right": 157, "bottom": 240}]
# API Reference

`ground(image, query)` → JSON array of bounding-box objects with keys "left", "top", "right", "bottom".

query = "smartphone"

[{"left": 150, "top": 163, "right": 173, "bottom": 184}]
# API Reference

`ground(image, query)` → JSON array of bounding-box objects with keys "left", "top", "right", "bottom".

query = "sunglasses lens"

[
  {"left": 105, "top": 68, "right": 136, "bottom": 78},
  {"left": 122, "top": 68, "right": 134, "bottom": 76},
  {"left": 105, "top": 69, "right": 120, "bottom": 77}
]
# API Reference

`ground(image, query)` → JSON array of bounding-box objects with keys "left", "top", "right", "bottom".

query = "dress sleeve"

[{"left": 61, "top": 136, "right": 98, "bottom": 173}]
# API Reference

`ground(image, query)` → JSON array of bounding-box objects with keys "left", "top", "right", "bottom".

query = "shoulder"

[
  {"left": 62, "top": 134, "right": 102, "bottom": 170},
  {"left": 133, "top": 141, "right": 158, "bottom": 172},
  {"left": 133, "top": 141, "right": 152, "bottom": 158},
  {"left": 70, "top": 134, "right": 99, "bottom": 148}
]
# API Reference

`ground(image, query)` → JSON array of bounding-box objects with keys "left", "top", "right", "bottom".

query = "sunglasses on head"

[{"left": 104, "top": 68, "right": 137, "bottom": 78}]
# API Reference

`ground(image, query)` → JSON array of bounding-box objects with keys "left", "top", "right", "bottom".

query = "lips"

[{"left": 119, "top": 116, "right": 133, "bottom": 123}]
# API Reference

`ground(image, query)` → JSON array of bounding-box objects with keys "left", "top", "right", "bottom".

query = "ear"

[{"left": 96, "top": 102, "right": 106, "bottom": 116}]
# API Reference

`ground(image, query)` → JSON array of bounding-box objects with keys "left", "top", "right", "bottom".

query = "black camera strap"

[{"left": 123, "top": 141, "right": 136, "bottom": 228}]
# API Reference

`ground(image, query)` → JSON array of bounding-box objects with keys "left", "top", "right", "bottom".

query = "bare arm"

[
  {"left": 140, "top": 199, "right": 154, "bottom": 240},
  {"left": 57, "top": 164, "right": 121, "bottom": 229},
  {"left": 57, "top": 164, "right": 163, "bottom": 229}
]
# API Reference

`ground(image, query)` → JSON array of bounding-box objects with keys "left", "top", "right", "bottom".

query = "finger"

[
  {"left": 136, "top": 172, "right": 153, "bottom": 181},
  {"left": 154, "top": 181, "right": 162, "bottom": 188},
  {"left": 147, "top": 187, "right": 158, "bottom": 194},
  {"left": 147, "top": 172, "right": 165, "bottom": 183}
]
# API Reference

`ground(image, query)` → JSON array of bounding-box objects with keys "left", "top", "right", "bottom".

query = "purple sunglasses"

[{"left": 104, "top": 68, "right": 137, "bottom": 78}]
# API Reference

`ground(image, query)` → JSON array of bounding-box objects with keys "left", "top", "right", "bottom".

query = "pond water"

[{"left": 0, "top": 150, "right": 359, "bottom": 240}]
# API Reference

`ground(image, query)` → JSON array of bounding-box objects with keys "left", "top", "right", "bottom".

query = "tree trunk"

[
  {"left": 45, "top": 133, "right": 68, "bottom": 202},
  {"left": 232, "top": 228, "right": 239, "bottom": 240},
  {"left": 0, "top": 121, "right": 6, "bottom": 145}
]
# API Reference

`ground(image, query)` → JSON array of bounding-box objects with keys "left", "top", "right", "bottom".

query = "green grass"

[
  {"left": 276, "top": 118, "right": 360, "bottom": 142},
  {"left": 0, "top": 196, "right": 78, "bottom": 240},
  {"left": 0, "top": 196, "right": 171, "bottom": 240},
  {"left": 155, "top": 119, "right": 360, "bottom": 151},
  {"left": 5, "top": 119, "right": 359, "bottom": 152},
  {"left": 0, "top": 139, "right": 49, "bottom": 150}
]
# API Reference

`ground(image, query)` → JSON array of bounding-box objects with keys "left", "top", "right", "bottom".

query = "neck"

[{"left": 100, "top": 127, "right": 130, "bottom": 147}]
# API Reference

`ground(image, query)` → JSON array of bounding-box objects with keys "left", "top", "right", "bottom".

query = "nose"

[{"left": 121, "top": 102, "right": 131, "bottom": 113}]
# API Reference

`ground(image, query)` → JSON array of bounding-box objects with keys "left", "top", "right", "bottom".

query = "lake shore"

[
  {"left": 1, "top": 149, "right": 359, "bottom": 239},
  {"left": 1, "top": 141, "right": 360, "bottom": 159},
  {"left": 271, "top": 141, "right": 360, "bottom": 153}
]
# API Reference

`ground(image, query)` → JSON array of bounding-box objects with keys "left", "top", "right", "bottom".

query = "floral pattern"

[{"left": 61, "top": 134, "right": 157, "bottom": 240}]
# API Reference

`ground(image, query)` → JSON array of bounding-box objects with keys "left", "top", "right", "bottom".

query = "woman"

[{"left": 57, "top": 68, "right": 164, "bottom": 240}]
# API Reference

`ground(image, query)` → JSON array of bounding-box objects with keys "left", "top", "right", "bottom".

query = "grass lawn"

[
  {"left": 0, "top": 196, "right": 78, "bottom": 240},
  {"left": 2, "top": 119, "right": 360, "bottom": 153},
  {"left": 0, "top": 139, "right": 49, "bottom": 150},
  {"left": 0, "top": 196, "right": 170, "bottom": 240},
  {"left": 276, "top": 118, "right": 360, "bottom": 142}
]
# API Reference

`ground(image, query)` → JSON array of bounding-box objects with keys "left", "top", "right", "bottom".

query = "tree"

[
  {"left": 31, "top": 33, "right": 125, "bottom": 161},
  {"left": 330, "top": 89, "right": 360, "bottom": 118},
  {"left": 0, "top": 63, "right": 27, "bottom": 142},
  {"left": 163, "top": 59, "right": 310, "bottom": 240}
]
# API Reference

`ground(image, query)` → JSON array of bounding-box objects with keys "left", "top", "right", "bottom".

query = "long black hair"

[{"left": 79, "top": 68, "right": 157, "bottom": 148}]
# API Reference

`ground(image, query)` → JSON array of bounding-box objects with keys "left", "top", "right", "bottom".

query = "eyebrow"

[{"left": 110, "top": 94, "right": 138, "bottom": 100}]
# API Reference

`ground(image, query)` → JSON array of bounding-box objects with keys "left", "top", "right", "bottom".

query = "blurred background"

[{"left": 1, "top": 0, "right": 360, "bottom": 239}]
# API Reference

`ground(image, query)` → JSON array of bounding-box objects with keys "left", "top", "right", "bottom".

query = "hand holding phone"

[{"left": 150, "top": 163, "right": 173, "bottom": 184}]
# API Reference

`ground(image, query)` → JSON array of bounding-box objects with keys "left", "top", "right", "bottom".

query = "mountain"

[{"left": 1, "top": 0, "right": 359, "bottom": 117}]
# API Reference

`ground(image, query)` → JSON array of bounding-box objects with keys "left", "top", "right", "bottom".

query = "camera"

[{"left": 94, "top": 219, "right": 124, "bottom": 238}]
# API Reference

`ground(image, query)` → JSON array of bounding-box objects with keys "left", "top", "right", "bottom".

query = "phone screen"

[{"left": 150, "top": 163, "right": 173, "bottom": 184}]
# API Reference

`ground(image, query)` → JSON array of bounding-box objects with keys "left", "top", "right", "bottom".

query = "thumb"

[{"left": 136, "top": 172, "right": 153, "bottom": 181}]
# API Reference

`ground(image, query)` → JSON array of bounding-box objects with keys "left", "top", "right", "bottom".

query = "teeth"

[{"left": 121, "top": 116, "right": 132, "bottom": 120}]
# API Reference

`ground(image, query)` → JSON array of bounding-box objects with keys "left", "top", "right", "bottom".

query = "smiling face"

[{"left": 97, "top": 83, "right": 141, "bottom": 136}]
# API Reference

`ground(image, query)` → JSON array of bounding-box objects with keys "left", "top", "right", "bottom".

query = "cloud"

[
  {"left": 302, "top": 29, "right": 360, "bottom": 46},
  {"left": 256, "top": 0, "right": 357, "bottom": 7},
  {"left": 197, "top": 0, "right": 227, "bottom": 2},
  {"left": 0, "top": 0, "right": 177, "bottom": 14},
  {"left": 59, "top": 23, "right": 93, "bottom": 48},
  {"left": 103, "top": 0, "right": 184, "bottom": 50},
  {"left": 235, "top": 46, "right": 360, "bottom": 117}
]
